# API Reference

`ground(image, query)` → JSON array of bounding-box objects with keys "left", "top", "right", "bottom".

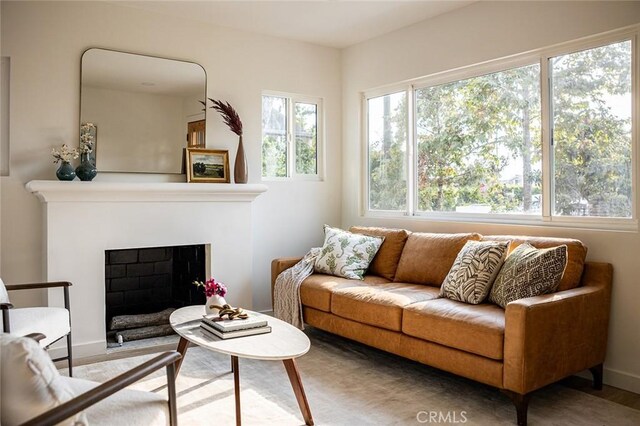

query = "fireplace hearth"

[{"left": 105, "top": 244, "right": 207, "bottom": 344}]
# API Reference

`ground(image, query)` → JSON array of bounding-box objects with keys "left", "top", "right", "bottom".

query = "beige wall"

[
  {"left": 0, "top": 1, "right": 341, "bottom": 312},
  {"left": 341, "top": 1, "right": 640, "bottom": 392}
]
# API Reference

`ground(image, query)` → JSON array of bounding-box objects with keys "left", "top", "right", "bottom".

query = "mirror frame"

[{"left": 79, "top": 47, "right": 207, "bottom": 174}]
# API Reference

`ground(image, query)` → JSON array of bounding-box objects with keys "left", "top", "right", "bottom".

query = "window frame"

[
  {"left": 362, "top": 26, "right": 639, "bottom": 231},
  {"left": 262, "top": 90, "right": 324, "bottom": 181}
]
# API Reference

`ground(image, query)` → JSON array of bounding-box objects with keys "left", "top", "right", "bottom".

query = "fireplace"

[
  {"left": 27, "top": 180, "right": 267, "bottom": 358},
  {"left": 105, "top": 244, "right": 207, "bottom": 344}
]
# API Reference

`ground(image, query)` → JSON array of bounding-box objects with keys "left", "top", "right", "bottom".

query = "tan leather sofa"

[{"left": 271, "top": 227, "right": 613, "bottom": 426}]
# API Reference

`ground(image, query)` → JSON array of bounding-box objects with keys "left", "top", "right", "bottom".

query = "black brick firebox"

[{"left": 105, "top": 244, "right": 207, "bottom": 332}]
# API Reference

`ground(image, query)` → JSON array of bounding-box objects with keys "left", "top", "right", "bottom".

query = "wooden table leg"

[
  {"left": 232, "top": 356, "right": 241, "bottom": 426},
  {"left": 283, "top": 358, "right": 314, "bottom": 425},
  {"left": 174, "top": 337, "right": 189, "bottom": 377}
]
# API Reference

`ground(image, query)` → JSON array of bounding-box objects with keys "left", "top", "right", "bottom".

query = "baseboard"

[
  {"left": 603, "top": 367, "right": 640, "bottom": 394},
  {"left": 575, "top": 367, "right": 640, "bottom": 394},
  {"left": 48, "top": 339, "right": 106, "bottom": 360}
]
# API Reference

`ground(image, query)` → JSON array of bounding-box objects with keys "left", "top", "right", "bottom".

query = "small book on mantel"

[
  {"left": 201, "top": 314, "right": 268, "bottom": 333},
  {"left": 200, "top": 322, "right": 272, "bottom": 340}
]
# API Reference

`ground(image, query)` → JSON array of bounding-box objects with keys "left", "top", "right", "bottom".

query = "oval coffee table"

[{"left": 169, "top": 305, "right": 313, "bottom": 426}]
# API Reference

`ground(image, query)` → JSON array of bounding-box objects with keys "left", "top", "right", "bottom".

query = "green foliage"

[
  {"left": 552, "top": 40, "right": 631, "bottom": 217},
  {"left": 295, "top": 103, "right": 318, "bottom": 175},
  {"left": 262, "top": 135, "right": 287, "bottom": 177},
  {"left": 367, "top": 40, "right": 631, "bottom": 218},
  {"left": 368, "top": 93, "right": 408, "bottom": 210}
]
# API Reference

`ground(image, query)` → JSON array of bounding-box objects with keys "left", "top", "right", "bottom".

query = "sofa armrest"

[
  {"left": 503, "top": 262, "right": 612, "bottom": 394},
  {"left": 271, "top": 257, "right": 303, "bottom": 306}
]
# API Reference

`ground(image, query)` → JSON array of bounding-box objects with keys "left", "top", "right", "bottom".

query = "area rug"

[{"left": 70, "top": 327, "right": 640, "bottom": 425}]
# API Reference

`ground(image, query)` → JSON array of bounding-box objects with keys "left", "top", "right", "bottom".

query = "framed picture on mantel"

[{"left": 186, "top": 148, "right": 230, "bottom": 183}]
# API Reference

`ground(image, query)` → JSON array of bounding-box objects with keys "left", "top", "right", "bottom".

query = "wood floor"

[
  {"left": 561, "top": 375, "right": 640, "bottom": 411},
  {"left": 59, "top": 337, "right": 640, "bottom": 413}
]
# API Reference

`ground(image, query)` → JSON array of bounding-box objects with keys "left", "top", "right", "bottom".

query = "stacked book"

[{"left": 200, "top": 314, "right": 271, "bottom": 340}]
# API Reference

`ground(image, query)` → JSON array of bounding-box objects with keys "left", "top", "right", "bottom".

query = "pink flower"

[{"left": 194, "top": 277, "right": 227, "bottom": 298}]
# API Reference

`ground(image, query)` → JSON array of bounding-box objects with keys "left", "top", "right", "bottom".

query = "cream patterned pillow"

[
  {"left": 0, "top": 278, "right": 10, "bottom": 304},
  {"left": 440, "top": 240, "right": 510, "bottom": 304},
  {"left": 315, "top": 225, "right": 384, "bottom": 280},
  {"left": 489, "top": 243, "right": 568, "bottom": 308}
]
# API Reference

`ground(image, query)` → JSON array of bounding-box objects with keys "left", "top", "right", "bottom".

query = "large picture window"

[
  {"left": 415, "top": 64, "right": 541, "bottom": 215},
  {"left": 262, "top": 92, "right": 322, "bottom": 179},
  {"left": 365, "top": 34, "right": 635, "bottom": 228}
]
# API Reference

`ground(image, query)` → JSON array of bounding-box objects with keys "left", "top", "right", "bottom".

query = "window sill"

[
  {"left": 363, "top": 211, "right": 639, "bottom": 233},
  {"left": 261, "top": 176, "right": 324, "bottom": 182}
]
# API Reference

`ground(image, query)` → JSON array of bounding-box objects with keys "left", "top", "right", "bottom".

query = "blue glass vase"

[
  {"left": 56, "top": 161, "right": 76, "bottom": 181},
  {"left": 76, "top": 153, "right": 97, "bottom": 181}
]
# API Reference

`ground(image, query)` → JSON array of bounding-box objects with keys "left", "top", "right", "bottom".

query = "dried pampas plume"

[{"left": 207, "top": 98, "right": 243, "bottom": 136}]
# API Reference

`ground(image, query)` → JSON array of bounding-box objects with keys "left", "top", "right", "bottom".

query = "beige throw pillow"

[
  {"left": 440, "top": 240, "right": 510, "bottom": 304},
  {"left": 489, "top": 243, "right": 568, "bottom": 308},
  {"left": 315, "top": 225, "right": 384, "bottom": 280},
  {"left": 0, "top": 334, "right": 87, "bottom": 426}
]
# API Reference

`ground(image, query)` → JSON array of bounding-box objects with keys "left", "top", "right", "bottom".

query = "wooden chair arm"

[
  {"left": 5, "top": 281, "right": 72, "bottom": 291},
  {"left": 0, "top": 302, "right": 14, "bottom": 310},
  {"left": 21, "top": 351, "right": 182, "bottom": 426}
]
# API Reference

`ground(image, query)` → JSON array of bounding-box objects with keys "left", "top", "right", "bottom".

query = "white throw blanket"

[{"left": 274, "top": 248, "right": 321, "bottom": 330}]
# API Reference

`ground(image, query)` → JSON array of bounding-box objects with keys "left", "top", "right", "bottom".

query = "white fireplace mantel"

[
  {"left": 26, "top": 180, "right": 268, "bottom": 202},
  {"left": 26, "top": 180, "right": 267, "bottom": 358}
]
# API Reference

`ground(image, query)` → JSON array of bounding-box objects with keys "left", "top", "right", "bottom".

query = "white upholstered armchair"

[
  {"left": 0, "top": 278, "right": 73, "bottom": 375},
  {"left": 0, "top": 333, "right": 180, "bottom": 426}
]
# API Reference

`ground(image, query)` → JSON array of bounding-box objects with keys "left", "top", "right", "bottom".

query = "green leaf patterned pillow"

[{"left": 315, "top": 225, "right": 384, "bottom": 280}]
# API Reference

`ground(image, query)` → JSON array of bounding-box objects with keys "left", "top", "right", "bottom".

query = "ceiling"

[{"left": 116, "top": 1, "right": 475, "bottom": 48}]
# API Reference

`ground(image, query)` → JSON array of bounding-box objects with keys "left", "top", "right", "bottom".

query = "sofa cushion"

[
  {"left": 440, "top": 240, "right": 509, "bottom": 304},
  {"left": 394, "top": 232, "right": 482, "bottom": 286},
  {"left": 350, "top": 226, "right": 410, "bottom": 280},
  {"left": 403, "top": 299, "right": 505, "bottom": 360},
  {"left": 331, "top": 282, "right": 440, "bottom": 331},
  {"left": 300, "top": 274, "right": 391, "bottom": 312},
  {"left": 315, "top": 225, "right": 384, "bottom": 280},
  {"left": 489, "top": 243, "right": 568, "bottom": 308},
  {"left": 482, "top": 235, "right": 587, "bottom": 291}
]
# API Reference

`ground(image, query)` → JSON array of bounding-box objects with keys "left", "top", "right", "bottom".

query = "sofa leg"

[
  {"left": 502, "top": 390, "right": 530, "bottom": 426},
  {"left": 589, "top": 363, "right": 603, "bottom": 390}
]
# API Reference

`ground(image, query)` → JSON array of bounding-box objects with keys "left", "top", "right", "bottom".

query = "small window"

[{"left": 262, "top": 92, "right": 322, "bottom": 179}]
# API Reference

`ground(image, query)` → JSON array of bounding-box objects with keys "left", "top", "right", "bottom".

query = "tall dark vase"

[
  {"left": 234, "top": 135, "right": 248, "bottom": 184},
  {"left": 76, "top": 153, "right": 97, "bottom": 181}
]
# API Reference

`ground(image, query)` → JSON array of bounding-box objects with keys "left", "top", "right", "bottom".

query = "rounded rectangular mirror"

[{"left": 80, "top": 48, "right": 207, "bottom": 174}]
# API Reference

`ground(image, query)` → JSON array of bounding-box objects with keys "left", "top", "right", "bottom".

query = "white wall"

[
  {"left": 0, "top": 1, "right": 341, "bottom": 313},
  {"left": 342, "top": 1, "right": 640, "bottom": 392}
]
